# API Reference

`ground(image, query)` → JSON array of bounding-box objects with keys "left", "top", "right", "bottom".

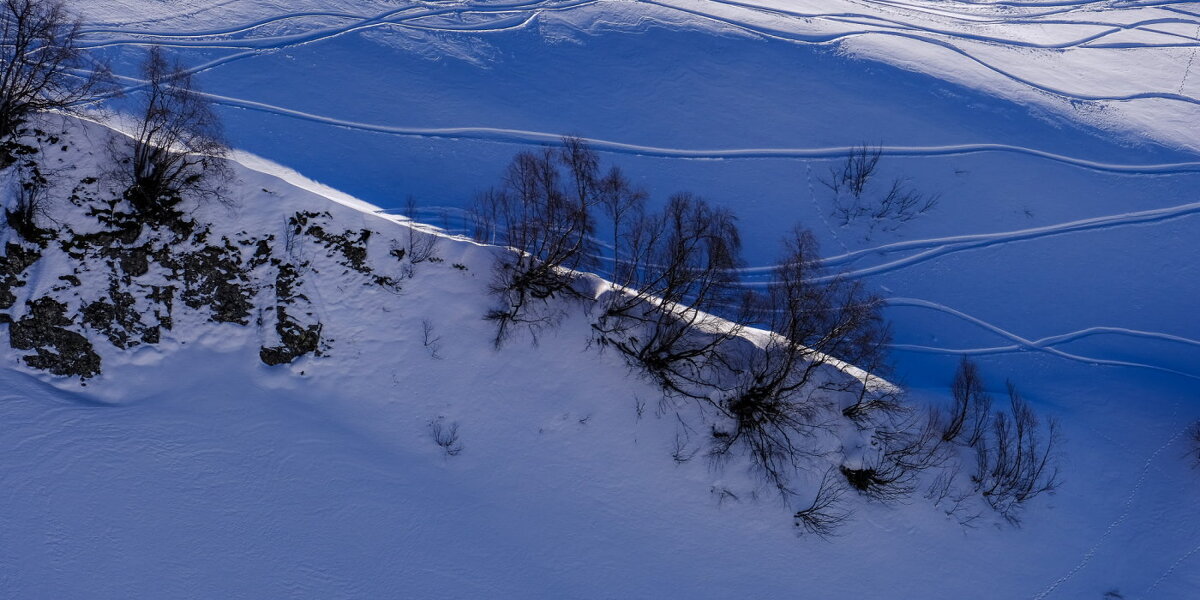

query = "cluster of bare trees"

[
  {"left": 926, "top": 358, "right": 1062, "bottom": 525},
  {"left": 474, "top": 137, "right": 902, "bottom": 509},
  {"left": 473, "top": 143, "right": 1065, "bottom": 532},
  {"left": 0, "top": 0, "right": 228, "bottom": 238}
]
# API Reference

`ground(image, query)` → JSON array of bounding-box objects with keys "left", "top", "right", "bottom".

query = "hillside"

[{"left": 0, "top": 0, "right": 1197, "bottom": 598}]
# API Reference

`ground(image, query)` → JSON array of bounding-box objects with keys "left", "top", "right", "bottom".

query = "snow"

[{"left": 0, "top": 0, "right": 1197, "bottom": 597}]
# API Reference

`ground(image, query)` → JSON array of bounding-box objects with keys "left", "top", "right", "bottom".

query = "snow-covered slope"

[
  {"left": 0, "top": 111, "right": 1193, "bottom": 600},
  {"left": 0, "top": 0, "right": 1197, "bottom": 597},
  {"left": 67, "top": 0, "right": 1200, "bottom": 392}
]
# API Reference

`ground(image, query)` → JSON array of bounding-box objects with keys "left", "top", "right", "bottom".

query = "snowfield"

[{"left": 0, "top": 0, "right": 1197, "bottom": 598}]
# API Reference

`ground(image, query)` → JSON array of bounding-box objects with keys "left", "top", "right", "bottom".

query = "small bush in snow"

[
  {"left": 2, "top": 163, "right": 51, "bottom": 243},
  {"left": 429, "top": 418, "right": 463, "bottom": 457},
  {"left": 822, "top": 143, "right": 938, "bottom": 234},
  {"left": 972, "top": 382, "right": 1061, "bottom": 524}
]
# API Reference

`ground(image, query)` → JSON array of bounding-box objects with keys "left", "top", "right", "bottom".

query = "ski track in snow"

[
  {"left": 637, "top": 0, "right": 1200, "bottom": 108},
  {"left": 73, "top": 78, "right": 1200, "bottom": 178},
  {"left": 709, "top": 200, "right": 1200, "bottom": 284},
  {"left": 75, "top": 0, "right": 1200, "bottom": 126},
  {"left": 778, "top": 200, "right": 1200, "bottom": 281},
  {"left": 883, "top": 298, "right": 1200, "bottom": 381},
  {"left": 889, "top": 326, "right": 1200, "bottom": 356}
]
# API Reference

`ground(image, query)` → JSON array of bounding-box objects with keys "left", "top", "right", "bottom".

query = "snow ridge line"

[
  {"left": 883, "top": 298, "right": 1200, "bottom": 381},
  {"left": 75, "top": 4, "right": 560, "bottom": 49}
]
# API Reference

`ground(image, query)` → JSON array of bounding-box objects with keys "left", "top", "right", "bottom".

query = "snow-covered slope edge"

[{"left": 1, "top": 115, "right": 1196, "bottom": 599}]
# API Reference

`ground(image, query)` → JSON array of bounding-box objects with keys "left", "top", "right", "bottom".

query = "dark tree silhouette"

[
  {"left": 972, "top": 382, "right": 1061, "bottom": 524},
  {"left": 594, "top": 192, "right": 748, "bottom": 399},
  {"left": 115, "top": 46, "right": 227, "bottom": 223},
  {"left": 0, "top": 0, "right": 108, "bottom": 147},
  {"left": 471, "top": 136, "right": 599, "bottom": 346}
]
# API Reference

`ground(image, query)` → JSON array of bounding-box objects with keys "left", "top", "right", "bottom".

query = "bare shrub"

[
  {"left": 471, "top": 136, "right": 599, "bottom": 346},
  {"left": 823, "top": 143, "right": 880, "bottom": 200},
  {"left": 793, "top": 468, "right": 851, "bottom": 537},
  {"left": 942, "top": 357, "right": 993, "bottom": 446},
  {"left": 841, "top": 403, "right": 953, "bottom": 505},
  {"left": 429, "top": 417, "right": 463, "bottom": 457},
  {"left": 871, "top": 179, "right": 939, "bottom": 230},
  {"left": 839, "top": 461, "right": 914, "bottom": 504},
  {"left": 0, "top": 0, "right": 109, "bottom": 146},
  {"left": 925, "top": 465, "right": 982, "bottom": 528},
  {"left": 403, "top": 195, "right": 439, "bottom": 264},
  {"left": 823, "top": 143, "right": 936, "bottom": 232},
  {"left": 421, "top": 318, "right": 442, "bottom": 359},
  {"left": 972, "top": 382, "right": 1061, "bottom": 524},
  {"left": 114, "top": 46, "right": 228, "bottom": 224}
]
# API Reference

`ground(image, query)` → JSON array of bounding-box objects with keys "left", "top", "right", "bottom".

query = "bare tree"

[
  {"left": 941, "top": 357, "right": 993, "bottom": 446},
  {"left": 593, "top": 192, "right": 748, "bottom": 401},
  {"left": 115, "top": 46, "right": 228, "bottom": 223},
  {"left": 972, "top": 382, "right": 1061, "bottom": 524},
  {"left": 471, "top": 137, "right": 599, "bottom": 346},
  {"left": 596, "top": 165, "right": 648, "bottom": 274},
  {"left": 0, "top": 0, "right": 108, "bottom": 146},
  {"left": 708, "top": 228, "right": 891, "bottom": 494}
]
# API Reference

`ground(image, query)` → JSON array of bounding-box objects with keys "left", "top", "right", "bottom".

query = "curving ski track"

[
  {"left": 74, "top": 0, "right": 1200, "bottom": 130},
  {"left": 884, "top": 298, "right": 1200, "bottom": 381}
]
